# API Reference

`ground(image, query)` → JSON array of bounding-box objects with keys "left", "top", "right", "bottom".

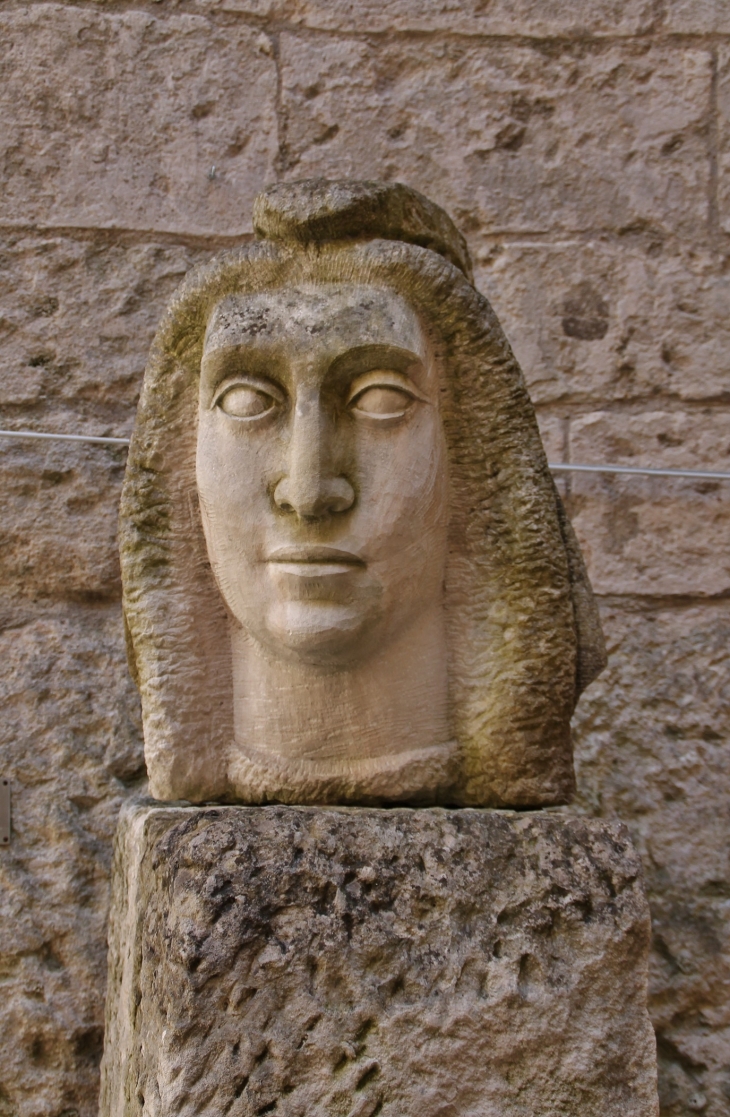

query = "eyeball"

[
  {"left": 349, "top": 385, "right": 415, "bottom": 419},
  {"left": 217, "top": 384, "right": 278, "bottom": 419}
]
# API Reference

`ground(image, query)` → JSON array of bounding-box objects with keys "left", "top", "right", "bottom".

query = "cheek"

[
  {"left": 356, "top": 418, "right": 449, "bottom": 539},
  {"left": 196, "top": 424, "right": 273, "bottom": 548}
]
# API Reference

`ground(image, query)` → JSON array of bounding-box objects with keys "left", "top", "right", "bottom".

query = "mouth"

[{"left": 266, "top": 546, "right": 365, "bottom": 577}]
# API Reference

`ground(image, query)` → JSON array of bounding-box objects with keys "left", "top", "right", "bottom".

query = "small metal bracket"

[{"left": 0, "top": 780, "right": 10, "bottom": 845}]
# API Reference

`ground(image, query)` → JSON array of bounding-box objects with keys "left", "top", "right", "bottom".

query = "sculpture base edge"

[{"left": 100, "top": 799, "right": 659, "bottom": 1117}]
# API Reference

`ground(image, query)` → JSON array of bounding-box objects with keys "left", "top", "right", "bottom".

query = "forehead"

[{"left": 203, "top": 284, "right": 427, "bottom": 358}]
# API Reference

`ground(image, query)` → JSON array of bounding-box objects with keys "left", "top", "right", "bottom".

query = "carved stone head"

[{"left": 120, "top": 180, "right": 605, "bottom": 807}]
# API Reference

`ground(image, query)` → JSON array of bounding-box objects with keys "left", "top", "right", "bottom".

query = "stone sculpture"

[
  {"left": 120, "top": 179, "right": 606, "bottom": 807},
  {"left": 104, "top": 183, "right": 658, "bottom": 1117}
]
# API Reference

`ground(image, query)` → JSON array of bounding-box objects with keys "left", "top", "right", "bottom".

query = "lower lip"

[{"left": 268, "top": 562, "right": 361, "bottom": 577}]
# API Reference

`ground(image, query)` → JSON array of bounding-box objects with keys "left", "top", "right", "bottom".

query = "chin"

[{"left": 261, "top": 601, "right": 380, "bottom": 666}]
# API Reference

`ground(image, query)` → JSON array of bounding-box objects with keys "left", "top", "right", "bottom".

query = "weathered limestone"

[
  {"left": 0, "top": 5, "right": 728, "bottom": 1114},
  {"left": 250, "top": 0, "right": 659, "bottom": 36},
  {"left": 0, "top": 6, "right": 278, "bottom": 235},
  {"left": 0, "top": 601, "right": 144, "bottom": 1117},
  {"left": 0, "top": 233, "right": 212, "bottom": 601},
  {"left": 571, "top": 602, "right": 730, "bottom": 1116},
  {"left": 278, "top": 38, "right": 711, "bottom": 241},
  {"left": 717, "top": 47, "right": 730, "bottom": 232},
  {"left": 100, "top": 802, "right": 659, "bottom": 1117},
  {"left": 566, "top": 411, "right": 730, "bottom": 597},
  {"left": 121, "top": 179, "right": 605, "bottom": 808},
  {"left": 474, "top": 242, "right": 730, "bottom": 407}
]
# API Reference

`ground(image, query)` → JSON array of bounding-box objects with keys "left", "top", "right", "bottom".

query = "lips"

[{"left": 266, "top": 545, "right": 364, "bottom": 576}]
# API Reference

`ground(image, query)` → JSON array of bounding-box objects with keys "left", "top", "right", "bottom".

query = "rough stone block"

[
  {"left": 208, "top": 0, "right": 660, "bottom": 37},
  {"left": 534, "top": 412, "right": 567, "bottom": 463},
  {"left": 716, "top": 47, "right": 730, "bottom": 236},
  {"left": 101, "top": 802, "right": 658, "bottom": 1117},
  {"left": 0, "top": 599, "right": 143, "bottom": 1117},
  {"left": 0, "top": 438, "right": 125, "bottom": 600},
  {"left": 279, "top": 36, "right": 711, "bottom": 240},
  {"left": 571, "top": 601, "right": 730, "bottom": 1117},
  {"left": 474, "top": 241, "right": 730, "bottom": 407},
  {"left": 0, "top": 233, "right": 212, "bottom": 421},
  {"left": 0, "top": 6, "right": 277, "bottom": 234},
  {"left": 663, "top": 0, "right": 730, "bottom": 33},
  {"left": 563, "top": 410, "right": 730, "bottom": 596},
  {"left": 0, "top": 234, "right": 214, "bottom": 600}
]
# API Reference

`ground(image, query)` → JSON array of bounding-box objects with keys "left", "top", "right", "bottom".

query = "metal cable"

[
  {"left": 1, "top": 428, "right": 729, "bottom": 482},
  {"left": 0, "top": 428, "right": 130, "bottom": 446}
]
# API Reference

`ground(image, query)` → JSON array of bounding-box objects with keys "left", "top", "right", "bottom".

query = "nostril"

[
  {"left": 273, "top": 475, "right": 354, "bottom": 518},
  {"left": 330, "top": 478, "right": 355, "bottom": 513}
]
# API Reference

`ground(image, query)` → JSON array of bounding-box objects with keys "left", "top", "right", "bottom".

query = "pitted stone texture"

[
  {"left": 201, "top": 0, "right": 660, "bottom": 36},
  {"left": 474, "top": 241, "right": 730, "bottom": 407},
  {"left": 564, "top": 410, "right": 730, "bottom": 597},
  {"left": 570, "top": 603, "right": 730, "bottom": 1117},
  {"left": 0, "top": 234, "right": 213, "bottom": 600},
  {"left": 716, "top": 47, "right": 730, "bottom": 236},
  {"left": 280, "top": 37, "right": 711, "bottom": 240},
  {"left": 663, "top": 1, "right": 730, "bottom": 33},
  {"left": 0, "top": 438, "right": 126, "bottom": 600},
  {"left": 0, "top": 6, "right": 277, "bottom": 234},
  {"left": 0, "top": 599, "right": 144, "bottom": 1117},
  {"left": 101, "top": 804, "right": 658, "bottom": 1117},
  {"left": 0, "top": 234, "right": 212, "bottom": 421}
]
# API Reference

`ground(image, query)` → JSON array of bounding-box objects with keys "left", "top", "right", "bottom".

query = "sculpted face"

[{"left": 197, "top": 284, "right": 449, "bottom": 666}]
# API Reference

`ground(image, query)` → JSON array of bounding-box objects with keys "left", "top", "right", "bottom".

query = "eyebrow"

[
  {"left": 200, "top": 343, "right": 287, "bottom": 383},
  {"left": 327, "top": 344, "right": 425, "bottom": 378}
]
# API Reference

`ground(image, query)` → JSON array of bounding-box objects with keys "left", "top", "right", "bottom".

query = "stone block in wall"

[
  {"left": 0, "top": 5, "right": 278, "bottom": 235},
  {"left": 664, "top": 0, "right": 730, "bottom": 33},
  {"left": 571, "top": 601, "right": 730, "bottom": 1117},
  {"left": 207, "top": 0, "right": 660, "bottom": 37},
  {"left": 474, "top": 241, "right": 730, "bottom": 408},
  {"left": 0, "top": 438, "right": 125, "bottom": 600},
  {"left": 534, "top": 413, "right": 567, "bottom": 463},
  {"left": 563, "top": 411, "right": 730, "bottom": 596},
  {"left": 0, "top": 234, "right": 213, "bottom": 425},
  {"left": 0, "top": 234, "right": 214, "bottom": 601},
  {"left": 101, "top": 802, "right": 659, "bottom": 1117},
  {"left": 279, "top": 36, "right": 711, "bottom": 241},
  {"left": 715, "top": 47, "right": 730, "bottom": 236},
  {"left": 0, "top": 599, "right": 143, "bottom": 1117}
]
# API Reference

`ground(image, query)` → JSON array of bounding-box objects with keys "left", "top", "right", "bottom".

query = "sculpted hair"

[{"left": 120, "top": 181, "right": 605, "bottom": 806}]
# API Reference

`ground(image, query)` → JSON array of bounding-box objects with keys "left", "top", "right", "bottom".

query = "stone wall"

[{"left": 0, "top": 3, "right": 728, "bottom": 1116}]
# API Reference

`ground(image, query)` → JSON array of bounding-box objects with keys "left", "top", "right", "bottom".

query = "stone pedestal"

[{"left": 100, "top": 802, "right": 659, "bottom": 1117}]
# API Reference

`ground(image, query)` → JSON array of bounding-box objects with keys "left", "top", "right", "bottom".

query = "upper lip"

[{"left": 266, "top": 545, "right": 364, "bottom": 564}]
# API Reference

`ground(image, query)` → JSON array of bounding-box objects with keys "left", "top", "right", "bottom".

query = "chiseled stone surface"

[
  {"left": 101, "top": 803, "right": 658, "bottom": 1117},
  {"left": 0, "top": 2, "right": 727, "bottom": 1114},
  {"left": 279, "top": 36, "right": 711, "bottom": 240},
  {"left": 0, "top": 438, "right": 125, "bottom": 601},
  {"left": 0, "top": 234, "right": 212, "bottom": 423},
  {"left": 663, "top": 0, "right": 730, "bottom": 33},
  {"left": 202, "top": 0, "right": 661, "bottom": 36},
  {"left": 565, "top": 410, "right": 730, "bottom": 597},
  {"left": 571, "top": 603, "right": 730, "bottom": 1117},
  {"left": 0, "top": 600, "right": 144, "bottom": 1117},
  {"left": 475, "top": 241, "right": 730, "bottom": 407},
  {"left": 0, "top": 5, "right": 277, "bottom": 234},
  {"left": 0, "top": 234, "right": 213, "bottom": 601},
  {"left": 716, "top": 47, "right": 730, "bottom": 237}
]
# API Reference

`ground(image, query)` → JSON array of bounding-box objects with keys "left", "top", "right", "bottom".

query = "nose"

[{"left": 273, "top": 394, "right": 355, "bottom": 520}]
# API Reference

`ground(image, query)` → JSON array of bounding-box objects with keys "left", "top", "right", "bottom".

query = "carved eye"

[
  {"left": 348, "top": 382, "right": 417, "bottom": 419},
  {"left": 216, "top": 382, "right": 280, "bottom": 419}
]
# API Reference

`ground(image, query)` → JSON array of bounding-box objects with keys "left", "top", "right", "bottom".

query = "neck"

[{"left": 229, "top": 606, "right": 450, "bottom": 766}]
